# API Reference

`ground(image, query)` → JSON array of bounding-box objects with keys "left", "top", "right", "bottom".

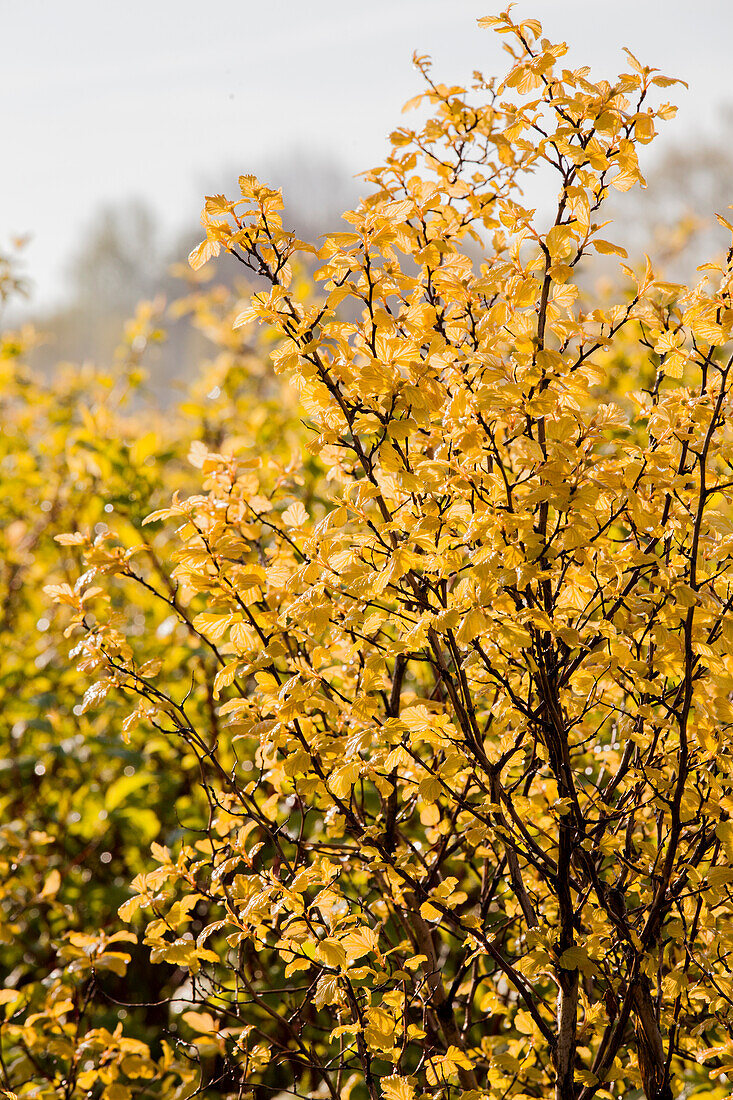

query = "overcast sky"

[{"left": 3, "top": 0, "right": 732, "bottom": 309}]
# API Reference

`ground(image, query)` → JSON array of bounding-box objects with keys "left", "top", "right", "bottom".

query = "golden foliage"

[{"left": 5, "top": 11, "right": 733, "bottom": 1100}]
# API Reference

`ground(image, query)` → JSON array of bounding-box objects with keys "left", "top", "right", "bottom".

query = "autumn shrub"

[
  {"left": 0, "top": 274, "right": 302, "bottom": 1095},
  {"left": 4, "top": 10, "right": 733, "bottom": 1100}
]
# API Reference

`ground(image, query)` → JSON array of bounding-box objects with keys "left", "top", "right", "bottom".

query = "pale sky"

[{"left": 2, "top": 0, "right": 732, "bottom": 309}]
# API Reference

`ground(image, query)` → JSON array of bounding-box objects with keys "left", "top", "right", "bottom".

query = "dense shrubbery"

[
  {"left": 3, "top": 12, "right": 733, "bottom": 1100},
  {"left": 0, "top": 275, "right": 303, "bottom": 1096}
]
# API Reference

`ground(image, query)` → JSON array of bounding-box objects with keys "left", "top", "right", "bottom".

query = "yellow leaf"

[
  {"left": 189, "top": 238, "right": 220, "bottom": 270},
  {"left": 40, "top": 869, "right": 61, "bottom": 899},
  {"left": 233, "top": 305, "right": 259, "bottom": 328},
  {"left": 192, "top": 612, "right": 232, "bottom": 642},
  {"left": 281, "top": 501, "right": 309, "bottom": 528},
  {"left": 593, "top": 240, "right": 628, "bottom": 258},
  {"left": 54, "top": 531, "right": 88, "bottom": 545},
  {"left": 315, "top": 939, "right": 347, "bottom": 969},
  {"left": 182, "top": 1011, "right": 218, "bottom": 1034},
  {"left": 382, "top": 1076, "right": 416, "bottom": 1100},
  {"left": 420, "top": 902, "right": 441, "bottom": 922}
]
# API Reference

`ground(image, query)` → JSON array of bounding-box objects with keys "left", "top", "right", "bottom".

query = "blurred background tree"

[
  {"left": 23, "top": 154, "right": 359, "bottom": 392},
  {"left": 606, "top": 104, "right": 733, "bottom": 280}
]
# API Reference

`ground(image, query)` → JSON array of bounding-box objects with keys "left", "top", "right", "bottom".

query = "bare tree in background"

[
  {"left": 25, "top": 157, "right": 359, "bottom": 389},
  {"left": 607, "top": 104, "right": 733, "bottom": 279}
]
